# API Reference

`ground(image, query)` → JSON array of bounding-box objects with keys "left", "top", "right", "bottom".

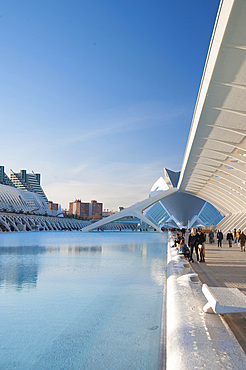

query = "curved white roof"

[
  {"left": 0, "top": 184, "right": 51, "bottom": 215},
  {"left": 150, "top": 177, "right": 169, "bottom": 196},
  {"left": 178, "top": 0, "right": 246, "bottom": 217}
]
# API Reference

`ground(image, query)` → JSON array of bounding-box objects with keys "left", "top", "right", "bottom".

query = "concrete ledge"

[
  {"left": 166, "top": 231, "right": 246, "bottom": 369},
  {"left": 202, "top": 284, "right": 246, "bottom": 314}
]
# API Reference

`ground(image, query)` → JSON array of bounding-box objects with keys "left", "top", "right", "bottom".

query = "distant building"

[
  {"left": 90, "top": 200, "right": 102, "bottom": 219},
  {"left": 68, "top": 200, "right": 81, "bottom": 217},
  {"left": 48, "top": 201, "right": 59, "bottom": 216},
  {"left": 68, "top": 199, "right": 103, "bottom": 219},
  {"left": 0, "top": 166, "right": 15, "bottom": 187},
  {"left": 10, "top": 169, "right": 48, "bottom": 204},
  {"left": 68, "top": 200, "right": 90, "bottom": 219},
  {"left": 49, "top": 201, "right": 59, "bottom": 211},
  {"left": 62, "top": 209, "right": 69, "bottom": 216},
  {"left": 102, "top": 209, "right": 115, "bottom": 217}
]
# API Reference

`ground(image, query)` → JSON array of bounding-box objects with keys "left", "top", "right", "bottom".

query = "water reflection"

[
  {"left": 71, "top": 246, "right": 102, "bottom": 254},
  {"left": 0, "top": 232, "right": 167, "bottom": 369},
  {"left": 0, "top": 247, "right": 46, "bottom": 291},
  {"left": 0, "top": 244, "right": 103, "bottom": 291},
  {"left": 0, "top": 246, "right": 46, "bottom": 255}
]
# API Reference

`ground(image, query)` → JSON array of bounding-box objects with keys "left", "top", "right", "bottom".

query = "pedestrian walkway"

[{"left": 190, "top": 239, "right": 246, "bottom": 353}]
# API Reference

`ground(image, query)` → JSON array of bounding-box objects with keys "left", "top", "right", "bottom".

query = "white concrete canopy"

[{"left": 177, "top": 0, "right": 246, "bottom": 231}]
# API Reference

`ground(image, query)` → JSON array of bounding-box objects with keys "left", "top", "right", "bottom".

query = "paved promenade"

[{"left": 190, "top": 239, "right": 246, "bottom": 353}]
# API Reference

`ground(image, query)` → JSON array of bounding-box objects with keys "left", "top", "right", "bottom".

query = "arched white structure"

[
  {"left": 178, "top": 0, "right": 246, "bottom": 232},
  {"left": 83, "top": 0, "right": 246, "bottom": 233},
  {"left": 0, "top": 184, "right": 51, "bottom": 215}
]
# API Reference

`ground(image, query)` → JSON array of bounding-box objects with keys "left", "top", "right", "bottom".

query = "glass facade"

[
  {"left": 144, "top": 196, "right": 223, "bottom": 229},
  {"left": 197, "top": 202, "right": 223, "bottom": 226},
  {"left": 145, "top": 202, "right": 170, "bottom": 227}
]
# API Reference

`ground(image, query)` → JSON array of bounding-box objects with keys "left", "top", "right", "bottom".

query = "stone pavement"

[{"left": 190, "top": 239, "right": 246, "bottom": 353}]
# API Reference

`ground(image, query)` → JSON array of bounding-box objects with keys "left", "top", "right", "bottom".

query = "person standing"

[
  {"left": 209, "top": 229, "right": 214, "bottom": 244},
  {"left": 188, "top": 228, "right": 198, "bottom": 262},
  {"left": 197, "top": 229, "right": 206, "bottom": 262},
  {"left": 238, "top": 231, "right": 246, "bottom": 252},
  {"left": 226, "top": 230, "right": 233, "bottom": 248},
  {"left": 217, "top": 229, "right": 223, "bottom": 248}
]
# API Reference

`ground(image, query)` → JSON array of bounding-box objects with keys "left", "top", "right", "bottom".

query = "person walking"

[
  {"left": 236, "top": 229, "right": 241, "bottom": 246},
  {"left": 226, "top": 230, "right": 233, "bottom": 248},
  {"left": 238, "top": 230, "right": 246, "bottom": 252},
  {"left": 188, "top": 228, "right": 198, "bottom": 263},
  {"left": 217, "top": 229, "right": 223, "bottom": 248}
]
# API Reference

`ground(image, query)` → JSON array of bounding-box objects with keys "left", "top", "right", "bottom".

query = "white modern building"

[
  {"left": 10, "top": 169, "right": 48, "bottom": 204},
  {"left": 0, "top": 183, "right": 51, "bottom": 215},
  {"left": 145, "top": 169, "right": 223, "bottom": 230}
]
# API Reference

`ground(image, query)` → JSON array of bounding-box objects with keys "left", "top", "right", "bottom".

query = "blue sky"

[{"left": 0, "top": 0, "right": 220, "bottom": 210}]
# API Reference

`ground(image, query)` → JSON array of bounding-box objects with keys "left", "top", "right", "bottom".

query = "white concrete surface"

[
  {"left": 202, "top": 284, "right": 246, "bottom": 314},
  {"left": 166, "top": 232, "right": 246, "bottom": 369}
]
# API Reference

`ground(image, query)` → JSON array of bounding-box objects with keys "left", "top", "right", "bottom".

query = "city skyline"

[{"left": 1, "top": 0, "right": 220, "bottom": 209}]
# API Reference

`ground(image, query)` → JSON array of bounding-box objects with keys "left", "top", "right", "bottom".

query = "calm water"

[{"left": 0, "top": 231, "right": 167, "bottom": 369}]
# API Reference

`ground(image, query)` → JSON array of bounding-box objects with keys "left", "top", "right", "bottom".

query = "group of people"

[
  {"left": 174, "top": 228, "right": 206, "bottom": 263},
  {"left": 228, "top": 229, "right": 246, "bottom": 252},
  {"left": 174, "top": 227, "right": 246, "bottom": 262},
  {"left": 208, "top": 228, "right": 246, "bottom": 252}
]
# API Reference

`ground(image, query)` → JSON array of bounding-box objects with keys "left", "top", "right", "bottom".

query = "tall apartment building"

[
  {"left": 10, "top": 169, "right": 49, "bottom": 204},
  {"left": 48, "top": 201, "right": 59, "bottom": 216},
  {"left": 68, "top": 200, "right": 102, "bottom": 219},
  {"left": 48, "top": 201, "right": 58, "bottom": 211},
  {"left": 68, "top": 200, "right": 87, "bottom": 218},
  {"left": 0, "top": 166, "right": 15, "bottom": 187},
  {"left": 90, "top": 200, "right": 103, "bottom": 218}
]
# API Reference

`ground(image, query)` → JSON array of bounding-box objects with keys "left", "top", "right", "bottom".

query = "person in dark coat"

[
  {"left": 238, "top": 231, "right": 246, "bottom": 252},
  {"left": 188, "top": 228, "right": 198, "bottom": 262},
  {"left": 209, "top": 229, "right": 214, "bottom": 244},
  {"left": 217, "top": 229, "right": 223, "bottom": 248},
  {"left": 226, "top": 230, "right": 233, "bottom": 248}
]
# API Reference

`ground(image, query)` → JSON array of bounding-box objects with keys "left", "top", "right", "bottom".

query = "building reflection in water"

[
  {"left": 0, "top": 246, "right": 46, "bottom": 291},
  {"left": 0, "top": 245, "right": 102, "bottom": 290}
]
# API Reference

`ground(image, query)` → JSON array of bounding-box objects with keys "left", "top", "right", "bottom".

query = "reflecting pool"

[{"left": 0, "top": 231, "right": 167, "bottom": 369}]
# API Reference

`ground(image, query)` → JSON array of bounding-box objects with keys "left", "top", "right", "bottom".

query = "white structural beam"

[{"left": 82, "top": 188, "right": 178, "bottom": 232}]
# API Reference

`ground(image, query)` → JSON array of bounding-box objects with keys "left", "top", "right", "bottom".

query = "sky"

[{"left": 0, "top": 0, "right": 221, "bottom": 210}]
